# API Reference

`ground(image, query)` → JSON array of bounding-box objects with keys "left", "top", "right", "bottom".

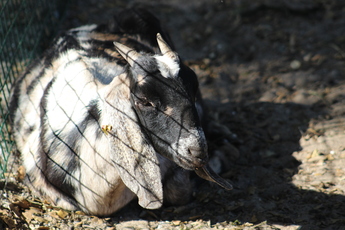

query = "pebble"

[
  {"left": 116, "top": 220, "right": 150, "bottom": 230},
  {"left": 259, "top": 90, "right": 277, "bottom": 102},
  {"left": 290, "top": 60, "right": 301, "bottom": 69},
  {"left": 291, "top": 89, "right": 321, "bottom": 105}
]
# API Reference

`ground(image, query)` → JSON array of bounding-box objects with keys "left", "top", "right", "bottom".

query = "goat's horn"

[
  {"left": 156, "top": 33, "right": 178, "bottom": 62},
  {"left": 114, "top": 42, "right": 141, "bottom": 66}
]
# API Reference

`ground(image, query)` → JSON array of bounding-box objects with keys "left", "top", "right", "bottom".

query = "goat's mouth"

[
  {"left": 194, "top": 165, "right": 233, "bottom": 190},
  {"left": 175, "top": 156, "right": 206, "bottom": 170},
  {"left": 167, "top": 146, "right": 208, "bottom": 170},
  {"left": 175, "top": 149, "right": 208, "bottom": 170},
  {"left": 174, "top": 153, "right": 233, "bottom": 191}
]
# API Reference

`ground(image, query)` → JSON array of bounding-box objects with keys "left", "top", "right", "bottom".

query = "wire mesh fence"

[{"left": 0, "top": 0, "right": 66, "bottom": 178}]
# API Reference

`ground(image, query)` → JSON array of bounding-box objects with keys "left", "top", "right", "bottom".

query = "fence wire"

[{"left": 0, "top": 0, "right": 66, "bottom": 177}]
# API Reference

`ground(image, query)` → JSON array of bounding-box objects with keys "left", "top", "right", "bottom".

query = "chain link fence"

[{"left": 0, "top": 0, "right": 66, "bottom": 177}]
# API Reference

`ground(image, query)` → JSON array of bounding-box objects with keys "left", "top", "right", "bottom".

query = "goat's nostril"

[
  {"left": 188, "top": 148, "right": 208, "bottom": 166},
  {"left": 188, "top": 147, "right": 206, "bottom": 156}
]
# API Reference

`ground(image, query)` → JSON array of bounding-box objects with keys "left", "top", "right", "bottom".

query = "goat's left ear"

[{"left": 114, "top": 42, "right": 141, "bottom": 67}]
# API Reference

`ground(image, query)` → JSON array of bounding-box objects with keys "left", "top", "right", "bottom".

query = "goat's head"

[
  {"left": 114, "top": 34, "right": 232, "bottom": 192},
  {"left": 114, "top": 34, "right": 207, "bottom": 171}
]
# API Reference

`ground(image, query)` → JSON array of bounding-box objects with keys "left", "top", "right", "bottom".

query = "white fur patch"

[
  {"left": 69, "top": 24, "right": 98, "bottom": 50},
  {"left": 154, "top": 55, "right": 180, "bottom": 78},
  {"left": 165, "top": 106, "right": 174, "bottom": 116},
  {"left": 171, "top": 126, "right": 207, "bottom": 158}
]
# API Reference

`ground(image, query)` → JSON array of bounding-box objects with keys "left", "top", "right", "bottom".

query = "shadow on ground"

[{"left": 110, "top": 101, "right": 345, "bottom": 229}]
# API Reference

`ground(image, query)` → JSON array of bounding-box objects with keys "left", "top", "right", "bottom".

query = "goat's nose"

[{"left": 188, "top": 147, "right": 208, "bottom": 167}]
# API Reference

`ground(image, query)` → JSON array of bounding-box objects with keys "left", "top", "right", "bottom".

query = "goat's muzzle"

[{"left": 188, "top": 147, "right": 208, "bottom": 168}]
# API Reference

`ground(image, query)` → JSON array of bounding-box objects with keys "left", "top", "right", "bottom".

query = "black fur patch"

[
  {"left": 26, "top": 66, "right": 47, "bottom": 96},
  {"left": 9, "top": 62, "right": 39, "bottom": 124},
  {"left": 88, "top": 63, "right": 116, "bottom": 85},
  {"left": 84, "top": 99, "right": 103, "bottom": 140},
  {"left": 43, "top": 99, "right": 101, "bottom": 198},
  {"left": 86, "top": 99, "right": 101, "bottom": 123},
  {"left": 54, "top": 33, "right": 83, "bottom": 56},
  {"left": 45, "top": 142, "right": 78, "bottom": 198},
  {"left": 39, "top": 78, "right": 78, "bottom": 198}
]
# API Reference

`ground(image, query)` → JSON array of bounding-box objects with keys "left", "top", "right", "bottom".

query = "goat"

[{"left": 10, "top": 8, "right": 231, "bottom": 216}]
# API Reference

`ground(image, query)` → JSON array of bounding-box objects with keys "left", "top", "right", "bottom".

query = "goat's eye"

[
  {"left": 136, "top": 98, "right": 154, "bottom": 107},
  {"left": 142, "top": 100, "right": 154, "bottom": 107}
]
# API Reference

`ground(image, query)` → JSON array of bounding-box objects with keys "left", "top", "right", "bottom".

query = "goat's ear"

[
  {"left": 103, "top": 87, "right": 164, "bottom": 209},
  {"left": 114, "top": 42, "right": 141, "bottom": 66},
  {"left": 156, "top": 33, "right": 179, "bottom": 62},
  {"left": 111, "top": 142, "right": 164, "bottom": 209}
]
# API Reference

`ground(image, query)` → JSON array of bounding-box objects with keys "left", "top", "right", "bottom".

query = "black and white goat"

[{"left": 10, "top": 8, "right": 231, "bottom": 216}]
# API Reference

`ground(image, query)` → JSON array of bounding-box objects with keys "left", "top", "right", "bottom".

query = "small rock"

[
  {"left": 272, "top": 224, "right": 301, "bottom": 230},
  {"left": 117, "top": 220, "right": 150, "bottom": 230},
  {"left": 209, "top": 153, "right": 222, "bottom": 174},
  {"left": 290, "top": 60, "right": 301, "bottom": 69},
  {"left": 291, "top": 89, "right": 321, "bottom": 105},
  {"left": 303, "top": 53, "right": 312, "bottom": 62},
  {"left": 172, "top": 220, "right": 181, "bottom": 225},
  {"left": 57, "top": 209, "right": 69, "bottom": 219},
  {"left": 259, "top": 90, "right": 276, "bottom": 102}
]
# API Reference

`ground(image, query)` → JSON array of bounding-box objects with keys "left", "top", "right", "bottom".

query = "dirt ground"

[{"left": 1, "top": 0, "right": 345, "bottom": 229}]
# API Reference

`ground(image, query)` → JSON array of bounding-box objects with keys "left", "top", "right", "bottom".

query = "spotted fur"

[{"left": 10, "top": 8, "right": 228, "bottom": 216}]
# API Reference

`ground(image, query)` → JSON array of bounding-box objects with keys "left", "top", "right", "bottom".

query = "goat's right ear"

[{"left": 114, "top": 42, "right": 141, "bottom": 67}]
